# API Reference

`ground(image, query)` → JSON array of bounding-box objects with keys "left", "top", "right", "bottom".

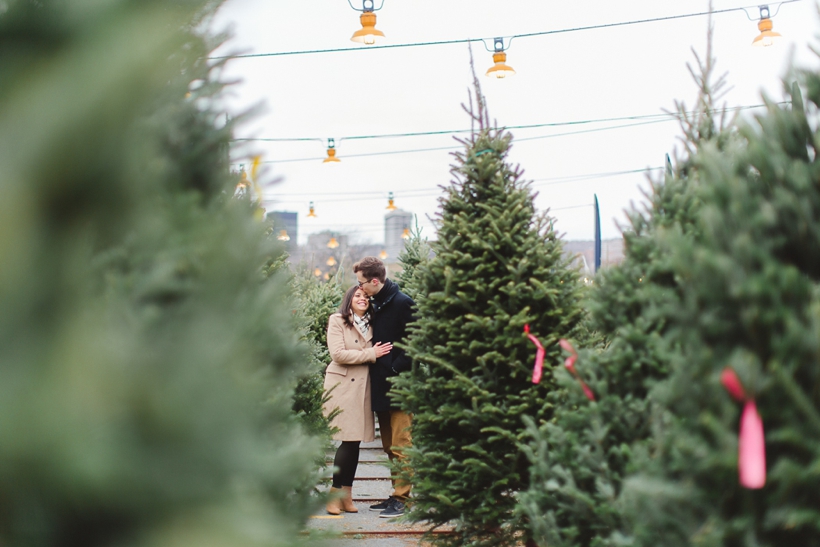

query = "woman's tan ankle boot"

[
  {"left": 326, "top": 488, "right": 342, "bottom": 515},
  {"left": 341, "top": 486, "right": 358, "bottom": 513}
]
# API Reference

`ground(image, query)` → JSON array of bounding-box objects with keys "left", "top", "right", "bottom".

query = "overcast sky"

[{"left": 210, "top": 0, "right": 819, "bottom": 245}]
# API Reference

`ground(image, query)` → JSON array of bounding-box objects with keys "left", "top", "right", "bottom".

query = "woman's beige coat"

[{"left": 323, "top": 313, "right": 376, "bottom": 442}]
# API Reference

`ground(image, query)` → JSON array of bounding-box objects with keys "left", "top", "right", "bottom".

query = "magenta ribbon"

[
  {"left": 524, "top": 324, "right": 545, "bottom": 384},
  {"left": 559, "top": 339, "right": 595, "bottom": 401},
  {"left": 720, "top": 367, "right": 766, "bottom": 489}
]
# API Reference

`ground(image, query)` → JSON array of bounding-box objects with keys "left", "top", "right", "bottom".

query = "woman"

[{"left": 323, "top": 285, "right": 392, "bottom": 515}]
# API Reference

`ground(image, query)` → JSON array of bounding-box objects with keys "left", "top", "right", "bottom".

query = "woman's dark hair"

[{"left": 338, "top": 285, "right": 370, "bottom": 327}]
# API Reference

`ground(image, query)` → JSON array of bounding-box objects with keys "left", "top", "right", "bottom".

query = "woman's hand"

[{"left": 373, "top": 342, "right": 393, "bottom": 358}]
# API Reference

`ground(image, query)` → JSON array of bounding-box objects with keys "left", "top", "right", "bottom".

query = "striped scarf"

[{"left": 352, "top": 312, "right": 370, "bottom": 337}]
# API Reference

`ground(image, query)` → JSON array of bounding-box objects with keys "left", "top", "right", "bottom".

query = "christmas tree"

[
  {"left": 392, "top": 73, "right": 584, "bottom": 546},
  {"left": 289, "top": 267, "right": 346, "bottom": 439},
  {"left": 518, "top": 28, "right": 735, "bottom": 547},
  {"left": 620, "top": 76, "right": 820, "bottom": 547},
  {"left": 395, "top": 219, "right": 432, "bottom": 303},
  {"left": 0, "top": 2, "right": 321, "bottom": 545}
]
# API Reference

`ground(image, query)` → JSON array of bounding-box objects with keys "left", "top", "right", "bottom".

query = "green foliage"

[
  {"left": 0, "top": 1, "right": 321, "bottom": 545},
  {"left": 289, "top": 267, "right": 347, "bottom": 439},
  {"left": 395, "top": 219, "right": 432, "bottom": 303},
  {"left": 392, "top": 82, "right": 584, "bottom": 547},
  {"left": 621, "top": 76, "right": 820, "bottom": 546},
  {"left": 518, "top": 35, "right": 734, "bottom": 547}
]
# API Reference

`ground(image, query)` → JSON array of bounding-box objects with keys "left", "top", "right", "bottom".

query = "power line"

[
  {"left": 263, "top": 166, "right": 662, "bottom": 206},
  {"left": 252, "top": 118, "right": 674, "bottom": 164},
  {"left": 233, "top": 102, "right": 783, "bottom": 153},
  {"left": 210, "top": 1, "right": 801, "bottom": 60}
]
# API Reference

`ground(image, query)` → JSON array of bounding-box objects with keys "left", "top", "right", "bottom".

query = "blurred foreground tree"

[
  {"left": 519, "top": 28, "right": 735, "bottom": 547},
  {"left": 621, "top": 77, "right": 820, "bottom": 547},
  {"left": 0, "top": 1, "right": 321, "bottom": 546}
]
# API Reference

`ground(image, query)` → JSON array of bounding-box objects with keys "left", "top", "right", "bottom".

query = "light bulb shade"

[
  {"left": 307, "top": 202, "right": 317, "bottom": 217},
  {"left": 486, "top": 52, "right": 516, "bottom": 78},
  {"left": 752, "top": 18, "right": 782, "bottom": 47},
  {"left": 323, "top": 148, "right": 341, "bottom": 163},
  {"left": 314, "top": 268, "right": 322, "bottom": 277},
  {"left": 386, "top": 199, "right": 396, "bottom": 211},
  {"left": 326, "top": 256, "right": 337, "bottom": 266},
  {"left": 401, "top": 228, "right": 410, "bottom": 240},
  {"left": 379, "top": 250, "right": 388, "bottom": 260},
  {"left": 327, "top": 237, "right": 339, "bottom": 249},
  {"left": 277, "top": 229, "right": 290, "bottom": 241},
  {"left": 351, "top": 12, "right": 384, "bottom": 44}
]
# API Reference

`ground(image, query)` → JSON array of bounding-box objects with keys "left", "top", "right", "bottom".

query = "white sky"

[{"left": 210, "top": 0, "right": 819, "bottom": 245}]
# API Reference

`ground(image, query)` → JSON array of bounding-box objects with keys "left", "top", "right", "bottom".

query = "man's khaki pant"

[{"left": 376, "top": 410, "right": 412, "bottom": 501}]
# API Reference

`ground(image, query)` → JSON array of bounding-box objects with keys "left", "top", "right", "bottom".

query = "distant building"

[
  {"left": 384, "top": 209, "right": 413, "bottom": 265},
  {"left": 267, "top": 211, "right": 298, "bottom": 251}
]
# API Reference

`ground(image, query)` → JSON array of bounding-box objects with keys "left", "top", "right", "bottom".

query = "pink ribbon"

[
  {"left": 523, "top": 324, "right": 545, "bottom": 384},
  {"left": 559, "top": 339, "right": 595, "bottom": 401},
  {"left": 720, "top": 367, "right": 766, "bottom": 489}
]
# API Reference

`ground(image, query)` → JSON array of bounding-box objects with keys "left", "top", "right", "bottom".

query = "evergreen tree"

[
  {"left": 289, "top": 267, "right": 346, "bottom": 438},
  {"left": 395, "top": 219, "right": 432, "bottom": 303},
  {"left": 620, "top": 76, "right": 820, "bottom": 547},
  {"left": 392, "top": 76, "right": 584, "bottom": 547},
  {"left": 518, "top": 28, "right": 735, "bottom": 547},
  {"left": 0, "top": 2, "right": 321, "bottom": 545}
]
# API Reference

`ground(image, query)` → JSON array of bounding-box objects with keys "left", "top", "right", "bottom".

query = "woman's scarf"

[{"left": 352, "top": 312, "right": 370, "bottom": 337}]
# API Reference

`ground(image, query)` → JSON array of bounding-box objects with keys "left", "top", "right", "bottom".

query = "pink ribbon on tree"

[
  {"left": 720, "top": 367, "right": 766, "bottom": 489},
  {"left": 523, "top": 324, "right": 545, "bottom": 384},
  {"left": 559, "top": 339, "right": 595, "bottom": 401}
]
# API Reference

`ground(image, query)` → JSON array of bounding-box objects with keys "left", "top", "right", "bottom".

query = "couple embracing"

[{"left": 322, "top": 256, "right": 415, "bottom": 518}]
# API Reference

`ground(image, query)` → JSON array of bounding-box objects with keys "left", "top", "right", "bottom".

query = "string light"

[
  {"left": 277, "top": 229, "right": 291, "bottom": 241},
  {"left": 386, "top": 192, "right": 397, "bottom": 211},
  {"left": 485, "top": 38, "right": 515, "bottom": 78},
  {"left": 314, "top": 268, "right": 322, "bottom": 277},
  {"left": 752, "top": 5, "right": 782, "bottom": 46},
  {"left": 210, "top": 1, "right": 802, "bottom": 61},
  {"left": 379, "top": 250, "right": 388, "bottom": 260},
  {"left": 326, "top": 256, "right": 337, "bottom": 266},
  {"left": 327, "top": 236, "right": 340, "bottom": 249},
  {"left": 235, "top": 164, "right": 250, "bottom": 195},
  {"left": 401, "top": 227, "right": 410, "bottom": 240},
  {"left": 349, "top": 0, "right": 385, "bottom": 45},
  {"left": 323, "top": 138, "right": 341, "bottom": 163},
  {"left": 307, "top": 201, "right": 317, "bottom": 218}
]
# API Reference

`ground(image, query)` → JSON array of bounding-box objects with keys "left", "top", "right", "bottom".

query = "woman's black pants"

[{"left": 332, "top": 441, "right": 360, "bottom": 488}]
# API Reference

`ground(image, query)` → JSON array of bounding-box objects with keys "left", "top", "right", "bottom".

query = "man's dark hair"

[
  {"left": 353, "top": 256, "right": 386, "bottom": 283},
  {"left": 338, "top": 285, "right": 370, "bottom": 327}
]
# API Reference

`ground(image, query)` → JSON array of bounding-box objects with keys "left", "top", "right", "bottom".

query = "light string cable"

[
  {"left": 210, "top": 1, "right": 802, "bottom": 60},
  {"left": 233, "top": 102, "right": 787, "bottom": 165},
  {"left": 263, "top": 166, "right": 665, "bottom": 205}
]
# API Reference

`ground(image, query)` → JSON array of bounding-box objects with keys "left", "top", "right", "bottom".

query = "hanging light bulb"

[
  {"left": 326, "top": 256, "right": 337, "bottom": 266},
  {"left": 277, "top": 229, "right": 290, "bottom": 241},
  {"left": 486, "top": 38, "right": 516, "bottom": 78},
  {"left": 351, "top": 0, "right": 385, "bottom": 45},
  {"left": 752, "top": 6, "right": 782, "bottom": 47},
  {"left": 323, "top": 272, "right": 330, "bottom": 281},
  {"left": 379, "top": 250, "right": 388, "bottom": 260},
  {"left": 386, "top": 191, "right": 397, "bottom": 211},
  {"left": 307, "top": 201, "right": 317, "bottom": 218},
  {"left": 401, "top": 227, "right": 410, "bottom": 240},
  {"left": 314, "top": 268, "right": 322, "bottom": 277},
  {"left": 323, "top": 138, "right": 341, "bottom": 163},
  {"left": 327, "top": 236, "right": 339, "bottom": 249},
  {"left": 235, "top": 165, "right": 250, "bottom": 194}
]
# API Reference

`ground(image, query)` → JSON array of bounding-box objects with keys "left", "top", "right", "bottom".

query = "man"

[{"left": 353, "top": 256, "right": 415, "bottom": 518}]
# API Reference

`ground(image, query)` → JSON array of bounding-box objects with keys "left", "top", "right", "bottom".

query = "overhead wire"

[
  {"left": 210, "top": 1, "right": 801, "bottom": 60},
  {"left": 232, "top": 102, "right": 786, "bottom": 165}
]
